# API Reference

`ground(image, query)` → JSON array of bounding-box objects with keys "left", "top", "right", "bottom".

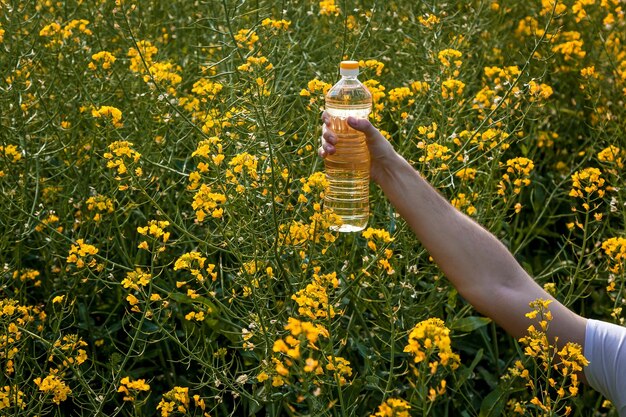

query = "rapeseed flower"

[{"left": 118, "top": 377, "right": 150, "bottom": 402}]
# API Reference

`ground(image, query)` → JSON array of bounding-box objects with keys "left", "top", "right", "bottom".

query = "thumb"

[{"left": 347, "top": 116, "right": 381, "bottom": 142}]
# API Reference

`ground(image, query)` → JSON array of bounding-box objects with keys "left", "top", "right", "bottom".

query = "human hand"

[{"left": 319, "top": 112, "right": 398, "bottom": 184}]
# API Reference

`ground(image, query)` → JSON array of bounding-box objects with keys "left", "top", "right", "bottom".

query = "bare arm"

[{"left": 321, "top": 115, "right": 587, "bottom": 345}]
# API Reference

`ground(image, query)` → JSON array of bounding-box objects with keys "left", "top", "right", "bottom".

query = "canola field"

[{"left": 1, "top": 0, "right": 625, "bottom": 415}]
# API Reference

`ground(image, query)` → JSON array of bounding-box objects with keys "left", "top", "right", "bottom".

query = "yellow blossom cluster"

[
  {"left": 291, "top": 271, "right": 339, "bottom": 319},
  {"left": 362, "top": 227, "right": 394, "bottom": 251},
  {"left": 370, "top": 397, "right": 411, "bottom": 417},
  {"left": 325, "top": 355, "right": 353, "bottom": 385},
  {"left": 404, "top": 318, "right": 460, "bottom": 371},
  {"left": 498, "top": 157, "right": 535, "bottom": 196},
  {"left": 527, "top": 80, "right": 554, "bottom": 101},
  {"left": 121, "top": 269, "right": 152, "bottom": 291},
  {"left": 226, "top": 152, "right": 259, "bottom": 193},
  {"left": 300, "top": 78, "right": 332, "bottom": 109},
  {"left": 192, "top": 184, "right": 227, "bottom": 221},
  {"left": 128, "top": 40, "right": 158, "bottom": 74},
  {"left": 92, "top": 105, "right": 123, "bottom": 128},
  {"left": 0, "top": 385, "right": 25, "bottom": 411},
  {"left": 387, "top": 86, "right": 414, "bottom": 116},
  {"left": 363, "top": 79, "right": 386, "bottom": 120},
  {"left": 103, "top": 141, "right": 142, "bottom": 183},
  {"left": 552, "top": 31, "right": 586, "bottom": 62},
  {"left": 0, "top": 299, "right": 46, "bottom": 375},
  {"left": 455, "top": 167, "right": 477, "bottom": 181},
  {"left": 191, "top": 78, "right": 224, "bottom": 100},
  {"left": 173, "top": 251, "right": 218, "bottom": 282},
  {"left": 359, "top": 59, "right": 385, "bottom": 77},
  {"left": 597, "top": 145, "right": 624, "bottom": 169},
  {"left": 51, "top": 334, "right": 88, "bottom": 368},
  {"left": 540, "top": 0, "right": 567, "bottom": 16},
  {"left": 569, "top": 167, "right": 605, "bottom": 199},
  {"left": 417, "top": 122, "right": 438, "bottom": 141},
  {"left": 261, "top": 18, "right": 291, "bottom": 30},
  {"left": 388, "top": 87, "right": 414, "bottom": 104},
  {"left": 39, "top": 19, "right": 92, "bottom": 47},
  {"left": 572, "top": 0, "right": 596, "bottom": 22},
  {"left": 411, "top": 80, "right": 430, "bottom": 95},
  {"left": 601, "top": 237, "right": 626, "bottom": 274},
  {"left": 144, "top": 62, "right": 182, "bottom": 87},
  {"left": 0, "top": 144, "right": 22, "bottom": 163},
  {"left": 0, "top": 25, "right": 4, "bottom": 43},
  {"left": 34, "top": 213, "right": 62, "bottom": 233},
  {"left": 34, "top": 370, "right": 72, "bottom": 405},
  {"left": 156, "top": 386, "right": 190, "bottom": 417},
  {"left": 472, "top": 66, "right": 522, "bottom": 113},
  {"left": 453, "top": 128, "right": 510, "bottom": 152},
  {"left": 234, "top": 28, "right": 259, "bottom": 50},
  {"left": 319, "top": 0, "right": 341, "bottom": 16},
  {"left": 12, "top": 269, "right": 42, "bottom": 286},
  {"left": 137, "top": 220, "right": 170, "bottom": 252},
  {"left": 438, "top": 49, "right": 463, "bottom": 70},
  {"left": 88, "top": 51, "right": 116, "bottom": 71},
  {"left": 298, "top": 171, "right": 329, "bottom": 203},
  {"left": 362, "top": 227, "right": 395, "bottom": 274},
  {"left": 419, "top": 13, "right": 441, "bottom": 29},
  {"left": 85, "top": 195, "right": 114, "bottom": 222},
  {"left": 441, "top": 78, "right": 466, "bottom": 99},
  {"left": 263, "top": 317, "right": 350, "bottom": 388},
  {"left": 188, "top": 137, "right": 225, "bottom": 190},
  {"left": 452, "top": 193, "right": 478, "bottom": 216},
  {"left": 279, "top": 204, "right": 341, "bottom": 248},
  {"left": 237, "top": 55, "right": 274, "bottom": 72},
  {"left": 509, "top": 299, "right": 589, "bottom": 414},
  {"left": 418, "top": 143, "right": 452, "bottom": 170},
  {"left": 118, "top": 376, "right": 150, "bottom": 402},
  {"left": 66, "top": 239, "right": 100, "bottom": 270}
]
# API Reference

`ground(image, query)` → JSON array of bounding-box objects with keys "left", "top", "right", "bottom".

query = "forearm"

[{"left": 376, "top": 153, "right": 586, "bottom": 342}]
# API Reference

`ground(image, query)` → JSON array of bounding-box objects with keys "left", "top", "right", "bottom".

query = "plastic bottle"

[{"left": 324, "top": 61, "right": 372, "bottom": 232}]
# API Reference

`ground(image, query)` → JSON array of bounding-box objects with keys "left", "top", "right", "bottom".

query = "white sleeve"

[{"left": 584, "top": 319, "right": 626, "bottom": 416}]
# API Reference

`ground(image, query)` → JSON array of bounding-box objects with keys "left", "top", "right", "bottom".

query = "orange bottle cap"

[{"left": 340, "top": 61, "right": 359, "bottom": 70}]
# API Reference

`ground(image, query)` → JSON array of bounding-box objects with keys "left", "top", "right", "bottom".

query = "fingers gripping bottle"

[{"left": 324, "top": 61, "right": 372, "bottom": 232}]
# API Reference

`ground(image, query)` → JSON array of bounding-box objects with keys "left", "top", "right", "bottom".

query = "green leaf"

[
  {"left": 478, "top": 385, "right": 509, "bottom": 417},
  {"left": 450, "top": 316, "right": 492, "bottom": 332},
  {"left": 455, "top": 348, "right": 483, "bottom": 388}
]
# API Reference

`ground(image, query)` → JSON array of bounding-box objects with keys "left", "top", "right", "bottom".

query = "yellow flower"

[
  {"left": 569, "top": 167, "right": 605, "bottom": 199},
  {"left": 552, "top": 31, "right": 586, "bottom": 61},
  {"left": 261, "top": 18, "right": 291, "bottom": 30},
  {"left": 370, "top": 397, "right": 411, "bottom": 417},
  {"left": 359, "top": 59, "right": 385, "bottom": 77},
  {"left": 128, "top": 40, "right": 158, "bottom": 73},
  {"left": 118, "top": 377, "right": 151, "bottom": 401},
  {"left": 438, "top": 49, "right": 463, "bottom": 68},
  {"left": 66, "top": 239, "right": 100, "bottom": 269},
  {"left": 441, "top": 78, "right": 466, "bottom": 99},
  {"left": 34, "top": 371, "right": 72, "bottom": 404},
  {"left": 455, "top": 167, "right": 476, "bottom": 181},
  {"left": 319, "top": 0, "right": 341, "bottom": 16},
  {"left": 498, "top": 157, "right": 535, "bottom": 196},
  {"left": 419, "top": 14, "right": 441, "bottom": 29},
  {"left": 92, "top": 106, "right": 123, "bottom": 128},
  {"left": 404, "top": 318, "right": 460, "bottom": 369},
  {"left": 89, "top": 51, "right": 116, "bottom": 70},
  {"left": 52, "top": 295, "right": 65, "bottom": 304}
]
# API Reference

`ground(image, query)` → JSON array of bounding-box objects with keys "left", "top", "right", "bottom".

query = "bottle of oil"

[{"left": 324, "top": 61, "right": 372, "bottom": 232}]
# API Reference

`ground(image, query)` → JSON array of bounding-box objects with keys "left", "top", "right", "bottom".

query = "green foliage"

[{"left": 0, "top": 0, "right": 625, "bottom": 416}]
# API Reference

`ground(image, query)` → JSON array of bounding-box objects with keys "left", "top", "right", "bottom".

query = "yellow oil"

[{"left": 324, "top": 99, "right": 371, "bottom": 232}]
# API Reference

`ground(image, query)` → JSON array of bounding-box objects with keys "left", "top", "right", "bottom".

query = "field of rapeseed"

[{"left": 1, "top": 0, "right": 625, "bottom": 415}]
